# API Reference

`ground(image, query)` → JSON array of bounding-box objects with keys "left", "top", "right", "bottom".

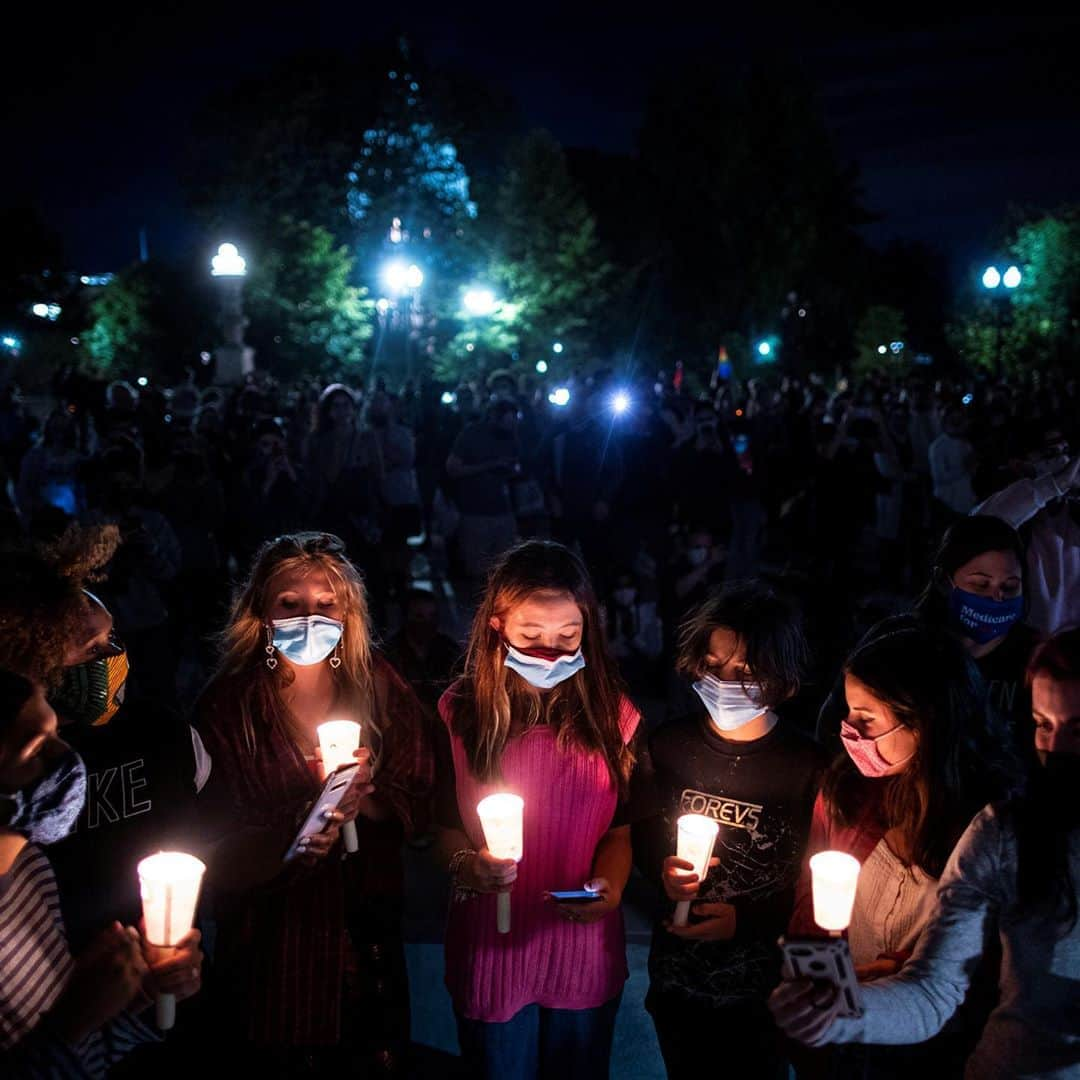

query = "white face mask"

[
  {"left": 692, "top": 673, "right": 766, "bottom": 732},
  {"left": 270, "top": 615, "right": 344, "bottom": 666},
  {"left": 504, "top": 643, "right": 585, "bottom": 690}
]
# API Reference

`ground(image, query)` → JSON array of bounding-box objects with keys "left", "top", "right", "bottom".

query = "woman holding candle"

[
  {"left": 435, "top": 540, "right": 642, "bottom": 1079},
  {"left": 788, "top": 625, "right": 1021, "bottom": 1076},
  {"left": 195, "top": 531, "right": 433, "bottom": 1075},
  {"left": 772, "top": 627, "right": 1080, "bottom": 1080},
  {"left": 633, "top": 583, "right": 828, "bottom": 1079}
]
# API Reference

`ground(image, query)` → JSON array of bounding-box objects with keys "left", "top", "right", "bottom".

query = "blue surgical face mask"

[
  {"left": 504, "top": 643, "right": 585, "bottom": 690},
  {"left": 948, "top": 586, "right": 1023, "bottom": 645},
  {"left": 692, "top": 673, "right": 766, "bottom": 732},
  {"left": 0, "top": 747, "right": 87, "bottom": 845},
  {"left": 270, "top": 615, "right": 344, "bottom": 666}
]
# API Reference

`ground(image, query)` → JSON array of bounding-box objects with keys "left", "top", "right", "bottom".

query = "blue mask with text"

[{"left": 948, "top": 587, "right": 1023, "bottom": 645}]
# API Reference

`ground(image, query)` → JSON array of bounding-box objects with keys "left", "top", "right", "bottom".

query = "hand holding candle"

[
  {"left": 138, "top": 852, "right": 206, "bottom": 1030},
  {"left": 476, "top": 793, "right": 524, "bottom": 934},
  {"left": 318, "top": 720, "right": 363, "bottom": 853},
  {"left": 672, "top": 814, "right": 720, "bottom": 927},
  {"left": 809, "top": 851, "right": 861, "bottom": 934}
]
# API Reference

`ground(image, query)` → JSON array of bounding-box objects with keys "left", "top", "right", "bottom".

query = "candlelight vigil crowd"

[{"left": 0, "top": 362, "right": 1078, "bottom": 1080}]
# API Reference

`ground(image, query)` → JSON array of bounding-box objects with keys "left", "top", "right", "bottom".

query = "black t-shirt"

[
  {"left": 633, "top": 702, "right": 827, "bottom": 1008},
  {"left": 47, "top": 698, "right": 200, "bottom": 950}
]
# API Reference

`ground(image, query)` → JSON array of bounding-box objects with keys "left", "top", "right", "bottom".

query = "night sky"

[{"left": 6, "top": 9, "right": 1079, "bottom": 273}]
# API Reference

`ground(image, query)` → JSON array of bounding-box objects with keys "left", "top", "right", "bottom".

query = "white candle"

[
  {"left": 673, "top": 813, "right": 720, "bottom": 927},
  {"left": 476, "top": 793, "right": 524, "bottom": 934},
  {"left": 138, "top": 851, "right": 206, "bottom": 1030},
  {"left": 809, "top": 850, "right": 861, "bottom": 933},
  {"left": 317, "top": 720, "right": 362, "bottom": 853}
]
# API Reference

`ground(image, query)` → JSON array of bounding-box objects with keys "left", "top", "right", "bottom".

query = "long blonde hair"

[
  {"left": 455, "top": 541, "right": 633, "bottom": 794},
  {"left": 203, "top": 532, "right": 381, "bottom": 761}
]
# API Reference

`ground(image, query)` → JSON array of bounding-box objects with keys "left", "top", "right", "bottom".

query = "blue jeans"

[{"left": 456, "top": 993, "right": 622, "bottom": 1080}]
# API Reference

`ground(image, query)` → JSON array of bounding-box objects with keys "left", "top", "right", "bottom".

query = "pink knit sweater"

[{"left": 440, "top": 687, "right": 640, "bottom": 1022}]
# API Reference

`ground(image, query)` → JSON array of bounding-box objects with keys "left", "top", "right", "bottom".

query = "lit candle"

[
  {"left": 138, "top": 851, "right": 206, "bottom": 1030},
  {"left": 673, "top": 813, "right": 720, "bottom": 927},
  {"left": 809, "top": 851, "right": 861, "bottom": 933},
  {"left": 318, "top": 720, "right": 362, "bottom": 853},
  {"left": 476, "top": 793, "right": 524, "bottom": 934}
]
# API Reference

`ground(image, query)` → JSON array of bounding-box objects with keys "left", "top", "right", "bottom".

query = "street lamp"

[
  {"left": 535, "top": 360, "right": 548, "bottom": 374},
  {"left": 463, "top": 287, "right": 497, "bottom": 317},
  {"left": 610, "top": 390, "right": 631, "bottom": 416},
  {"left": 211, "top": 242, "right": 247, "bottom": 277},
  {"left": 378, "top": 260, "right": 424, "bottom": 382},
  {"left": 549, "top": 387, "right": 571, "bottom": 407},
  {"left": 552, "top": 342, "right": 564, "bottom": 354},
  {"left": 211, "top": 242, "right": 254, "bottom": 384},
  {"left": 980, "top": 263, "right": 1022, "bottom": 377},
  {"left": 381, "top": 259, "right": 423, "bottom": 295}
]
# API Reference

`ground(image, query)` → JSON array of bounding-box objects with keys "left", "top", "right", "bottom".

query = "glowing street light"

[
  {"left": 32, "top": 303, "right": 48, "bottom": 318},
  {"left": 877, "top": 344, "right": 888, "bottom": 355},
  {"left": 756, "top": 341, "right": 772, "bottom": 358},
  {"left": 981, "top": 265, "right": 1002, "bottom": 290},
  {"left": 440, "top": 391, "right": 456, "bottom": 406},
  {"left": 2, "top": 335, "right": 20, "bottom": 353},
  {"left": 381, "top": 259, "right": 424, "bottom": 295},
  {"left": 552, "top": 342, "right": 564, "bottom": 354},
  {"left": 211, "top": 242, "right": 247, "bottom": 277},
  {"left": 1002, "top": 265, "right": 1022, "bottom": 289},
  {"left": 611, "top": 390, "right": 631, "bottom": 415},
  {"left": 549, "top": 387, "right": 571, "bottom": 407},
  {"left": 463, "top": 287, "right": 497, "bottom": 317},
  {"left": 535, "top": 360, "right": 548, "bottom": 374}
]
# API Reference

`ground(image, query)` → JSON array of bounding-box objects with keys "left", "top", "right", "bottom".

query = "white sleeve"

[
  {"left": 190, "top": 727, "right": 212, "bottom": 793},
  {"left": 973, "top": 473, "right": 1063, "bottom": 529}
]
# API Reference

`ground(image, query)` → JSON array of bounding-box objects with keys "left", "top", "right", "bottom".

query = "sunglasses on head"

[{"left": 288, "top": 532, "right": 346, "bottom": 556}]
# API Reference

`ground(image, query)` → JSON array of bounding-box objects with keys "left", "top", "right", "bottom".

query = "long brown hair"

[
  {"left": 452, "top": 540, "right": 633, "bottom": 794},
  {"left": 824, "top": 626, "right": 1020, "bottom": 877},
  {"left": 201, "top": 532, "right": 380, "bottom": 760}
]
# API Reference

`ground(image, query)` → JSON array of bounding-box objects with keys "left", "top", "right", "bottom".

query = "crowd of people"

[{"left": 0, "top": 359, "right": 1077, "bottom": 1079}]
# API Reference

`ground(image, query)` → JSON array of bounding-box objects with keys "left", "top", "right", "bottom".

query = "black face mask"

[{"left": 50, "top": 645, "right": 129, "bottom": 728}]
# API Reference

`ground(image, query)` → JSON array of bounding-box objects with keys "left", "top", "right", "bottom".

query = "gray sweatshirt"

[{"left": 822, "top": 805, "right": 1080, "bottom": 1080}]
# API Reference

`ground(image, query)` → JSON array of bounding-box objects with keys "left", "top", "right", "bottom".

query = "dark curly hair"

[{"left": 0, "top": 525, "right": 120, "bottom": 687}]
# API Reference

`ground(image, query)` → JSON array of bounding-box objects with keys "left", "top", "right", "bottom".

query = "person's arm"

[{"left": 973, "top": 456, "right": 1079, "bottom": 529}]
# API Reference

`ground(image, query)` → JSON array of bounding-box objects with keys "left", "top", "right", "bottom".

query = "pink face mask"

[{"left": 840, "top": 719, "right": 914, "bottom": 778}]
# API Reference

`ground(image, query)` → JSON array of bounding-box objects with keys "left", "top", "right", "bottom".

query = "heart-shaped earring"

[{"left": 265, "top": 628, "right": 278, "bottom": 670}]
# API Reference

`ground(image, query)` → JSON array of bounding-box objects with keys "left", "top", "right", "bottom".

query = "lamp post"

[
  {"left": 380, "top": 259, "right": 424, "bottom": 382},
  {"left": 211, "top": 243, "right": 254, "bottom": 385},
  {"left": 981, "top": 263, "right": 1022, "bottom": 378}
]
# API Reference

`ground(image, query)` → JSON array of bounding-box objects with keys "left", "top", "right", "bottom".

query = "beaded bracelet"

[{"left": 448, "top": 848, "right": 479, "bottom": 903}]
